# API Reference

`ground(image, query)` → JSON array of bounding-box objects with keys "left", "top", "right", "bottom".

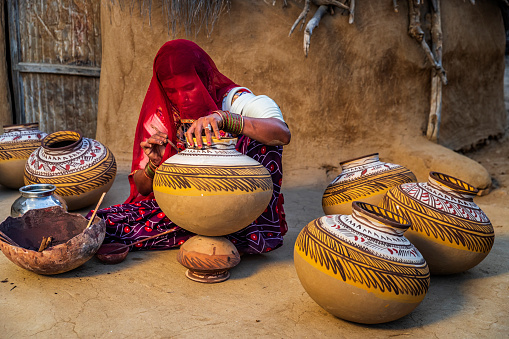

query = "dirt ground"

[
  {"left": 0, "top": 145, "right": 507, "bottom": 338},
  {"left": 1, "top": 69, "right": 508, "bottom": 339}
]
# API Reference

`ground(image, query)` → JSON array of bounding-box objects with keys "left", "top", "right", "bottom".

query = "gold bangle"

[
  {"left": 149, "top": 159, "right": 160, "bottom": 170},
  {"left": 145, "top": 163, "right": 155, "bottom": 178},
  {"left": 143, "top": 168, "right": 154, "bottom": 180}
]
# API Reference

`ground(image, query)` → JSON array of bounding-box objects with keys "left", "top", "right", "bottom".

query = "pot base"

[{"left": 185, "top": 269, "right": 230, "bottom": 283}]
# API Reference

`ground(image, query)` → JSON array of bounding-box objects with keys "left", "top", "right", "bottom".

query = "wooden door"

[{"left": 8, "top": 0, "right": 101, "bottom": 138}]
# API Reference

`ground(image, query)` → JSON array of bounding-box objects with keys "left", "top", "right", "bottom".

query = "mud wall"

[{"left": 96, "top": 0, "right": 506, "bottom": 190}]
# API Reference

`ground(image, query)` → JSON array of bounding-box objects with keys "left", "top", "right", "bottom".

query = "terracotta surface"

[
  {"left": 153, "top": 139, "right": 272, "bottom": 236},
  {"left": 322, "top": 153, "right": 417, "bottom": 215},
  {"left": 96, "top": 1, "right": 504, "bottom": 191},
  {"left": 294, "top": 202, "right": 429, "bottom": 324},
  {"left": 381, "top": 172, "right": 495, "bottom": 275}
]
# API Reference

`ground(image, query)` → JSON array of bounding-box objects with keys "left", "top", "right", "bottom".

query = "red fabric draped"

[{"left": 127, "top": 39, "right": 237, "bottom": 203}]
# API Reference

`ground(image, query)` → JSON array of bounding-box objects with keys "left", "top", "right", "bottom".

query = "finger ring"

[{"left": 206, "top": 124, "right": 212, "bottom": 130}]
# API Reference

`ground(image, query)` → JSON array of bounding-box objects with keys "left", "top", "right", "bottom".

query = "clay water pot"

[
  {"left": 0, "top": 123, "right": 46, "bottom": 189},
  {"left": 0, "top": 206, "right": 105, "bottom": 275},
  {"left": 294, "top": 202, "right": 430, "bottom": 324},
  {"left": 379, "top": 172, "right": 495, "bottom": 275},
  {"left": 96, "top": 243, "right": 129, "bottom": 265},
  {"left": 322, "top": 153, "right": 417, "bottom": 215},
  {"left": 153, "top": 137, "right": 272, "bottom": 282},
  {"left": 23, "top": 130, "right": 117, "bottom": 210},
  {"left": 153, "top": 137, "right": 273, "bottom": 237}
]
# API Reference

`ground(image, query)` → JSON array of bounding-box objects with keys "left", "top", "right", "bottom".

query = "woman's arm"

[
  {"left": 133, "top": 131, "right": 168, "bottom": 196},
  {"left": 186, "top": 112, "right": 291, "bottom": 148}
]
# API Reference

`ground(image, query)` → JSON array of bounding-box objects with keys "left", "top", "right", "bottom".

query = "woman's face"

[{"left": 161, "top": 74, "right": 207, "bottom": 113}]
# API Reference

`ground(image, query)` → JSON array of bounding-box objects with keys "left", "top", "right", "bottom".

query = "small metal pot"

[{"left": 11, "top": 184, "right": 67, "bottom": 217}]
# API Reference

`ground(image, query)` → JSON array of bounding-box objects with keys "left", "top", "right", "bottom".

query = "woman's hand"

[
  {"left": 185, "top": 112, "right": 223, "bottom": 148},
  {"left": 140, "top": 131, "right": 168, "bottom": 166}
]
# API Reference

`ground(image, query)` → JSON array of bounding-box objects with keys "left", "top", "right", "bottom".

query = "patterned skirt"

[{"left": 89, "top": 137, "right": 287, "bottom": 255}]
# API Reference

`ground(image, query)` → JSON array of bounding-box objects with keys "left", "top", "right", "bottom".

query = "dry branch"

[
  {"left": 349, "top": 0, "right": 355, "bottom": 24},
  {"left": 408, "top": 0, "right": 447, "bottom": 84},
  {"left": 393, "top": 0, "right": 399, "bottom": 12},
  {"left": 427, "top": 0, "right": 444, "bottom": 142},
  {"left": 304, "top": 5, "right": 329, "bottom": 56}
]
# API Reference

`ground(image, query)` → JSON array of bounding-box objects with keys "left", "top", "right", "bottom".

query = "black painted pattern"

[
  {"left": 322, "top": 168, "right": 416, "bottom": 208},
  {"left": 380, "top": 187, "right": 494, "bottom": 253},
  {"left": 154, "top": 163, "right": 272, "bottom": 193},
  {"left": 295, "top": 218, "right": 430, "bottom": 297}
]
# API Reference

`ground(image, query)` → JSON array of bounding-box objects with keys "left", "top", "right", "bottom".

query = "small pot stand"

[{"left": 176, "top": 235, "right": 241, "bottom": 283}]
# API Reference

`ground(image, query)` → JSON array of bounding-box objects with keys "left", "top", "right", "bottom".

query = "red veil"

[{"left": 127, "top": 40, "right": 237, "bottom": 202}]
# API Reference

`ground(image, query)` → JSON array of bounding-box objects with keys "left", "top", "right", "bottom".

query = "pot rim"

[
  {"left": 428, "top": 171, "right": 478, "bottom": 195},
  {"left": 19, "top": 184, "right": 57, "bottom": 197},
  {"left": 352, "top": 201, "right": 410, "bottom": 232},
  {"left": 339, "top": 153, "right": 379, "bottom": 166},
  {"left": 42, "top": 130, "right": 83, "bottom": 151},
  {"left": 188, "top": 136, "right": 237, "bottom": 149}
]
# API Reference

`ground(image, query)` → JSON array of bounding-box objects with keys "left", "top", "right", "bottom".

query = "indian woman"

[{"left": 91, "top": 39, "right": 291, "bottom": 255}]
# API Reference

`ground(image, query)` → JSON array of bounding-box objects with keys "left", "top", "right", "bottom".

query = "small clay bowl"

[{"left": 96, "top": 243, "right": 129, "bottom": 264}]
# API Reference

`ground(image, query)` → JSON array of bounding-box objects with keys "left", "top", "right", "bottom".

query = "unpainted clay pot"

[
  {"left": 322, "top": 153, "right": 417, "bottom": 215},
  {"left": 24, "top": 130, "right": 117, "bottom": 210},
  {"left": 294, "top": 201, "right": 430, "bottom": 324},
  {"left": 0, "top": 123, "right": 46, "bottom": 189},
  {"left": 379, "top": 171, "right": 494, "bottom": 275},
  {"left": 153, "top": 137, "right": 273, "bottom": 236}
]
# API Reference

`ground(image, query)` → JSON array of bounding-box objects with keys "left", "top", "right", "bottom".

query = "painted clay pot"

[
  {"left": 379, "top": 171, "right": 494, "bottom": 275},
  {"left": 177, "top": 235, "right": 241, "bottom": 283},
  {"left": 154, "top": 137, "right": 272, "bottom": 282},
  {"left": 153, "top": 137, "right": 273, "bottom": 237},
  {"left": 322, "top": 153, "right": 417, "bottom": 215},
  {"left": 24, "top": 131, "right": 117, "bottom": 210},
  {"left": 11, "top": 184, "right": 67, "bottom": 217},
  {"left": 294, "top": 201, "right": 430, "bottom": 324},
  {"left": 0, "top": 206, "right": 105, "bottom": 275},
  {"left": 0, "top": 123, "right": 46, "bottom": 189}
]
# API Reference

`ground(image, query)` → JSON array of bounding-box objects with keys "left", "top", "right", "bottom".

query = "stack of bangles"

[
  {"left": 214, "top": 110, "right": 244, "bottom": 135},
  {"left": 143, "top": 159, "right": 159, "bottom": 180}
]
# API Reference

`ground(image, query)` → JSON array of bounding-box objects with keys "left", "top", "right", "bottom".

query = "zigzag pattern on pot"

[
  {"left": 295, "top": 219, "right": 430, "bottom": 297},
  {"left": 381, "top": 187, "right": 494, "bottom": 253},
  {"left": 154, "top": 164, "right": 272, "bottom": 192},
  {"left": 323, "top": 168, "right": 416, "bottom": 207},
  {"left": 0, "top": 141, "right": 43, "bottom": 160},
  {"left": 24, "top": 153, "right": 117, "bottom": 196}
]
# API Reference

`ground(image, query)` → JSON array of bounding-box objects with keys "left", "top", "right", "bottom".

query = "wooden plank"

[
  {"left": 14, "top": 62, "right": 101, "bottom": 77},
  {"left": 7, "top": 0, "right": 24, "bottom": 124},
  {"left": 20, "top": 72, "right": 98, "bottom": 138}
]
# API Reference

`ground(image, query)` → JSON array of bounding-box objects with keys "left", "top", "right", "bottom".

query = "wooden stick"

[
  {"left": 0, "top": 231, "right": 20, "bottom": 247},
  {"left": 38, "top": 236, "right": 53, "bottom": 252},
  {"left": 86, "top": 192, "right": 107, "bottom": 228}
]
